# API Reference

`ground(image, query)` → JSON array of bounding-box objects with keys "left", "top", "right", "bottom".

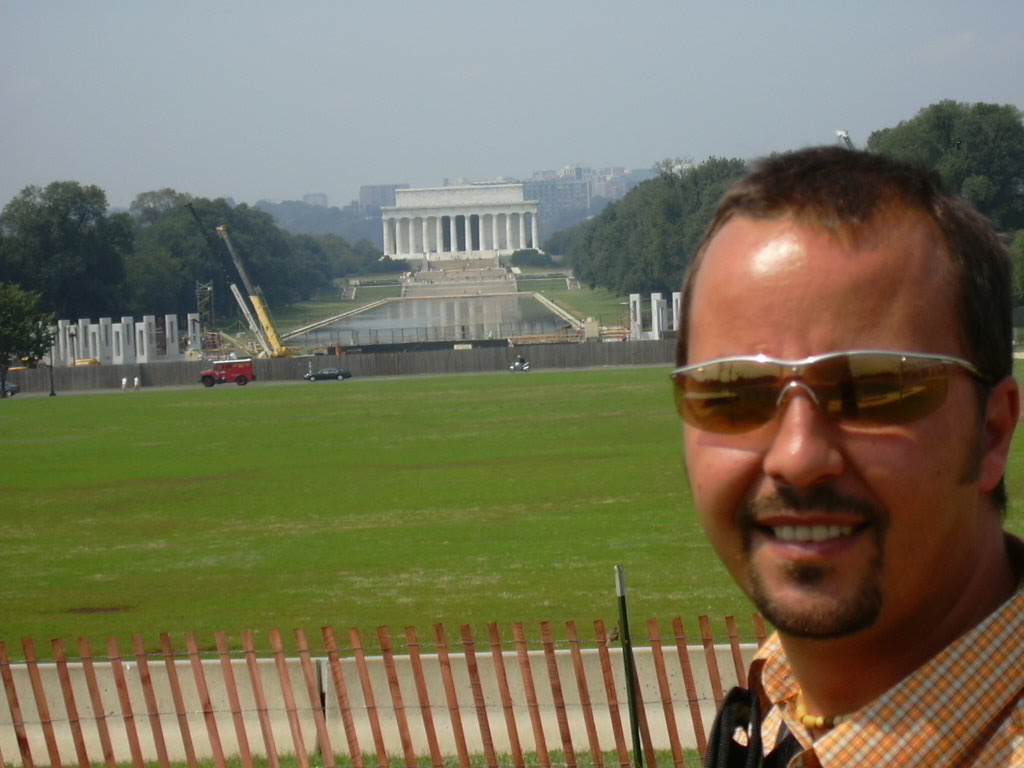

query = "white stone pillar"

[
  {"left": 436, "top": 217, "right": 444, "bottom": 256},
  {"left": 76, "top": 319, "right": 91, "bottom": 360},
  {"left": 505, "top": 213, "right": 513, "bottom": 252},
  {"left": 56, "top": 319, "right": 71, "bottom": 365},
  {"left": 650, "top": 293, "right": 666, "bottom": 340},
  {"left": 164, "top": 313, "right": 181, "bottom": 359},
  {"left": 136, "top": 316, "right": 156, "bottom": 363},
  {"left": 463, "top": 215, "right": 472, "bottom": 254},
  {"left": 135, "top": 324, "right": 146, "bottom": 362},
  {"left": 629, "top": 293, "right": 642, "bottom": 340},
  {"left": 115, "top": 316, "right": 134, "bottom": 364},
  {"left": 112, "top": 325, "right": 124, "bottom": 363},
  {"left": 382, "top": 219, "right": 391, "bottom": 255},
  {"left": 187, "top": 312, "right": 202, "bottom": 357},
  {"left": 518, "top": 213, "right": 527, "bottom": 251},
  {"left": 97, "top": 317, "right": 113, "bottom": 363},
  {"left": 531, "top": 213, "right": 539, "bottom": 251},
  {"left": 449, "top": 216, "right": 458, "bottom": 254},
  {"left": 672, "top": 291, "right": 682, "bottom": 331},
  {"left": 422, "top": 217, "right": 430, "bottom": 255}
]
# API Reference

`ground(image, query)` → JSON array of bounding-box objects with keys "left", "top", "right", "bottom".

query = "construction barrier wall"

[{"left": 5, "top": 340, "right": 677, "bottom": 394}]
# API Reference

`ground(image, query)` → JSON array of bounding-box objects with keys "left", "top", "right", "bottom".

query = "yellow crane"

[{"left": 214, "top": 225, "right": 290, "bottom": 357}]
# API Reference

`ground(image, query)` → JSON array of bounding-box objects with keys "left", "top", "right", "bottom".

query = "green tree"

[
  {"left": 128, "top": 195, "right": 335, "bottom": 320},
  {"left": 509, "top": 249, "right": 554, "bottom": 268},
  {"left": 568, "top": 156, "right": 747, "bottom": 295},
  {"left": 129, "top": 188, "right": 193, "bottom": 225},
  {"left": 0, "top": 182, "right": 131, "bottom": 318},
  {"left": 0, "top": 283, "right": 54, "bottom": 397},
  {"left": 1010, "top": 230, "right": 1024, "bottom": 308},
  {"left": 867, "top": 101, "right": 1024, "bottom": 230}
]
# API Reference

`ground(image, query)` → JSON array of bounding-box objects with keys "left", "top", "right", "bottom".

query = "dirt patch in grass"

[{"left": 67, "top": 605, "right": 132, "bottom": 614}]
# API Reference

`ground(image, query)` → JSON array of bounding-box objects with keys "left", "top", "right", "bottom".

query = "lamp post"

[
  {"left": 48, "top": 335, "right": 57, "bottom": 396},
  {"left": 67, "top": 326, "right": 77, "bottom": 366}
]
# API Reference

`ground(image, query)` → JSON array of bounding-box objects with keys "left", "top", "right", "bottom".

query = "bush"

[{"left": 509, "top": 249, "right": 554, "bottom": 268}]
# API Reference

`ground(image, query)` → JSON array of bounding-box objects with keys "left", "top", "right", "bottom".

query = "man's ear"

[{"left": 978, "top": 376, "right": 1020, "bottom": 494}]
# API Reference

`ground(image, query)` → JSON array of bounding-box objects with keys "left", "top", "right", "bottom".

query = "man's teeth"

[{"left": 772, "top": 525, "right": 854, "bottom": 542}]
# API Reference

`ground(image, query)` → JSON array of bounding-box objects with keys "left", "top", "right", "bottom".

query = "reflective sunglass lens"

[{"left": 673, "top": 353, "right": 958, "bottom": 433}]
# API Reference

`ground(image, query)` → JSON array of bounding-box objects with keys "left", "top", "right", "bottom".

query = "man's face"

[{"left": 683, "top": 212, "right": 1004, "bottom": 643}]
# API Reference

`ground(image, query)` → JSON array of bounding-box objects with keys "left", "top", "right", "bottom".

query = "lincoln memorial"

[{"left": 381, "top": 183, "right": 540, "bottom": 262}]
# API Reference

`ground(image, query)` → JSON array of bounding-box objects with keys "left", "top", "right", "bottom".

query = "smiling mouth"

[{"left": 767, "top": 524, "right": 857, "bottom": 543}]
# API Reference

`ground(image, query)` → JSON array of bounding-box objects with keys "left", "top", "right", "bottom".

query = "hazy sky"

[{"left": 2, "top": 1, "right": 1022, "bottom": 211}]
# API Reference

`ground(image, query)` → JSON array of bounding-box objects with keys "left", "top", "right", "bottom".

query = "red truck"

[{"left": 199, "top": 359, "right": 255, "bottom": 387}]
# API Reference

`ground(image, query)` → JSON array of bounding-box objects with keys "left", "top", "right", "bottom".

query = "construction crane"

[
  {"left": 186, "top": 204, "right": 290, "bottom": 357},
  {"left": 215, "top": 225, "right": 290, "bottom": 357},
  {"left": 836, "top": 130, "right": 856, "bottom": 150}
]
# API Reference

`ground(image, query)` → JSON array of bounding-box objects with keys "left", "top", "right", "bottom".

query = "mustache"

[{"left": 741, "top": 485, "right": 884, "bottom": 523}]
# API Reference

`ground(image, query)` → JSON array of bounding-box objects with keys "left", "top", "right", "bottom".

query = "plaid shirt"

[{"left": 749, "top": 535, "right": 1024, "bottom": 767}]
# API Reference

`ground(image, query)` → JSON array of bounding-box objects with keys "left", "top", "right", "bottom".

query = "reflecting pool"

[{"left": 288, "top": 294, "right": 569, "bottom": 347}]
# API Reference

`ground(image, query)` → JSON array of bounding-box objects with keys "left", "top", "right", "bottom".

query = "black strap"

[{"left": 704, "top": 687, "right": 802, "bottom": 768}]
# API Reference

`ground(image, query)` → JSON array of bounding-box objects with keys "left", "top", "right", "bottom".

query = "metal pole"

[
  {"left": 48, "top": 336, "right": 57, "bottom": 396},
  {"left": 616, "top": 565, "right": 643, "bottom": 768}
]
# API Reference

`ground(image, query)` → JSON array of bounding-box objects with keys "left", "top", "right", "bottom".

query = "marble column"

[
  {"left": 629, "top": 293, "right": 642, "bottom": 340},
  {"left": 650, "top": 293, "right": 665, "bottom": 340}
]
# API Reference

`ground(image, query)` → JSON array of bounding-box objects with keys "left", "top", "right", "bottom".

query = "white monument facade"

[{"left": 381, "top": 183, "right": 540, "bottom": 262}]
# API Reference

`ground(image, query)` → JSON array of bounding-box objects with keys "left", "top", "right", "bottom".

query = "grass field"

[
  {"left": 2, "top": 365, "right": 1022, "bottom": 657},
  {"left": 0, "top": 367, "right": 726, "bottom": 654}
]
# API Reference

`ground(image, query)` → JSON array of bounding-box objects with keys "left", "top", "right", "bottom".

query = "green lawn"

[
  {"left": 0, "top": 367, "right": 737, "bottom": 655},
  {"left": 2, "top": 366, "right": 1021, "bottom": 658},
  {"left": 519, "top": 283, "right": 632, "bottom": 327}
]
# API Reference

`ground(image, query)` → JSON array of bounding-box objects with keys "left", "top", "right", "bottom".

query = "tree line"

[
  {"left": 0, "top": 186, "right": 406, "bottom": 323},
  {"left": 551, "top": 100, "right": 1024, "bottom": 300}
]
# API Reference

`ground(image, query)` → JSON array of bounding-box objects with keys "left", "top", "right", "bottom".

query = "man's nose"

[{"left": 762, "top": 386, "right": 845, "bottom": 487}]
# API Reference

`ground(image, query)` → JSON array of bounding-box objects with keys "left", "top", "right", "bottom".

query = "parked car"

[
  {"left": 304, "top": 367, "right": 352, "bottom": 381},
  {"left": 2, "top": 381, "right": 19, "bottom": 397}
]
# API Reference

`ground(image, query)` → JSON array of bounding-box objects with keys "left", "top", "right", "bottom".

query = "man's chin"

[{"left": 750, "top": 573, "right": 882, "bottom": 641}]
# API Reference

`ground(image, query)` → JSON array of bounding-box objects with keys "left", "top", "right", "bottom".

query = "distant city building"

[
  {"left": 359, "top": 184, "right": 410, "bottom": 209},
  {"left": 303, "top": 193, "right": 329, "bottom": 207},
  {"left": 591, "top": 167, "right": 658, "bottom": 200},
  {"left": 522, "top": 164, "right": 655, "bottom": 218},
  {"left": 382, "top": 183, "right": 540, "bottom": 262}
]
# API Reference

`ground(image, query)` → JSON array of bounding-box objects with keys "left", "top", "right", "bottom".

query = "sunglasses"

[{"left": 671, "top": 349, "right": 989, "bottom": 434}]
